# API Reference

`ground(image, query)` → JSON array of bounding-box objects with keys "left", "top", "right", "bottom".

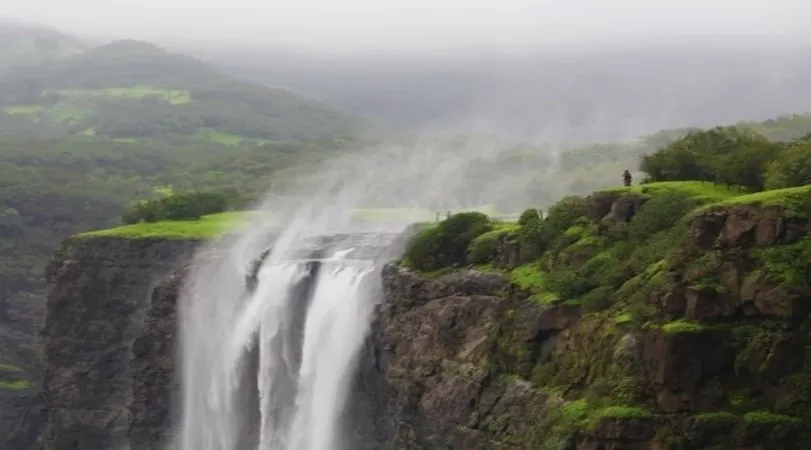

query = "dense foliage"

[
  {"left": 638, "top": 126, "right": 811, "bottom": 193},
  {"left": 404, "top": 212, "right": 492, "bottom": 271},
  {"left": 121, "top": 190, "right": 234, "bottom": 224},
  {"left": 0, "top": 135, "right": 359, "bottom": 301},
  {"left": 763, "top": 139, "right": 811, "bottom": 190}
]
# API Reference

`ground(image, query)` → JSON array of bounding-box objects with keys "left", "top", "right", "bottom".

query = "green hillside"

[{"left": 0, "top": 39, "right": 364, "bottom": 141}]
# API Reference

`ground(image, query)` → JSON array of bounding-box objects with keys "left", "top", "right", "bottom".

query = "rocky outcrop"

[
  {"left": 37, "top": 237, "right": 199, "bottom": 450},
  {"left": 29, "top": 191, "right": 811, "bottom": 450},
  {"left": 363, "top": 194, "right": 811, "bottom": 449}
]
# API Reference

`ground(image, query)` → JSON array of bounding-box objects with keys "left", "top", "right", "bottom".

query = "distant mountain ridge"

[{"left": 0, "top": 27, "right": 366, "bottom": 142}]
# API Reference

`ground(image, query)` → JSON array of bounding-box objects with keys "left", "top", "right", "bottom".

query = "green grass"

[
  {"left": 591, "top": 406, "right": 653, "bottom": 421},
  {"left": 510, "top": 264, "right": 560, "bottom": 304},
  {"left": 661, "top": 320, "right": 705, "bottom": 333},
  {"left": 80, "top": 207, "right": 485, "bottom": 239},
  {"left": 3, "top": 104, "right": 43, "bottom": 115},
  {"left": 743, "top": 411, "right": 802, "bottom": 425},
  {"left": 693, "top": 412, "right": 740, "bottom": 425},
  {"left": 201, "top": 130, "right": 245, "bottom": 145},
  {"left": 0, "top": 380, "right": 33, "bottom": 390},
  {"left": 79, "top": 212, "right": 249, "bottom": 239},
  {"left": 613, "top": 313, "right": 633, "bottom": 325},
  {"left": 0, "top": 363, "right": 22, "bottom": 373},
  {"left": 58, "top": 85, "right": 191, "bottom": 104},
  {"left": 601, "top": 181, "right": 743, "bottom": 203},
  {"left": 47, "top": 103, "right": 93, "bottom": 124},
  {"left": 702, "top": 184, "right": 811, "bottom": 218}
]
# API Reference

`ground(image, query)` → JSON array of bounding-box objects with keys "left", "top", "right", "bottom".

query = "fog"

[{"left": 5, "top": 0, "right": 811, "bottom": 54}]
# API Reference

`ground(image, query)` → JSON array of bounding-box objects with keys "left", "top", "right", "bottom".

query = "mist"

[{"left": 5, "top": 0, "right": 811, "bottom": 54}]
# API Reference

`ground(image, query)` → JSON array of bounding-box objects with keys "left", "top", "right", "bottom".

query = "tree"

[
  {"left": 640, "top": 126, "right": 781, "bottom": 191},
  {"left": 764, "top": 140, "right": 811, "bottom": 190}
]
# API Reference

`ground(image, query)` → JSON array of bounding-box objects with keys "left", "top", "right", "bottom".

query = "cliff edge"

[
  {"left": 38, "top": 236, "right": 199, "bottom": 450},
  {"left": 370, "top": 181, "right": 811, "bottom": 449},
  {"left": 30, "top": 181, "right": 811, "bottom": 449}
]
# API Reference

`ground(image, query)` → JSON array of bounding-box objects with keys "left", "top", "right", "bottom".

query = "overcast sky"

[{"left": 4, "top": 0, "right": 811, "bottom": 53}]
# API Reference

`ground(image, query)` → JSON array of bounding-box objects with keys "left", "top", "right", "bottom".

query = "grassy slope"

[
  {"left": 78, "top": 212, "right": 248, "bottom": 239},
  {"left": 78, "top": 205, "right": 513, "bottom": 239}
]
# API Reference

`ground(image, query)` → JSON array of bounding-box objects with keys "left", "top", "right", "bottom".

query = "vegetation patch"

[
  {"left": 509, "top": 264, "right": 559, "bottom": 304},
  {"left": 591, "top": 405, "right": 653, "bottom": 422},
  {"left": 121, "top": 190, "right": 232, "bottom": 224},
  {"left": 0, "top": 363, "right": 23, "bottom": 373},
  {"left": 3, "top": 104, "right": 43, "bottom": 115},
  {"left": 661, "top": 320, "right": 705, "bottom": 333},
  {"left": 694, "top": 411, "right": 740, "bottom": 424},
  {"left": 403, "top": 212, "right": 493, "bottom": 271},
  {"left": 752, "top": 238, "right": 811, "bottom": 285},
  {"left": 705, "top": 184, "right": 811, "bottom": 216},
  {"left": 468, "top": 223, "right": 520, "bottom": 264},
  {"left": 742, "top": 410, "right": 802, "bottom": 425},
  {"left": 79, "top": 212, "right": 246, "bottom": 239},
  {"left": 600, "top": 180, "right": 742, "bottom": 203},
  {"left": 0, "top": 380, "right": 33, "bottom": 390},
  {"left": 58, "top": 85, "right": 191, "bottom": 104}
]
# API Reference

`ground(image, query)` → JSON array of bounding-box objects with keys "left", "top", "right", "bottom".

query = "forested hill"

[
  {"left": 0, "top": 21, "right": 85, "bottom": 69},
  {"left": 0, "top": 37, "right": 365, "bottom": 142}
]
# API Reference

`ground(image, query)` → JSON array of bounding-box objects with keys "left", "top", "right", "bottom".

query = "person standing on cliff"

[{"left": 623, "top": 169, "right": 632, "bottom": 187}]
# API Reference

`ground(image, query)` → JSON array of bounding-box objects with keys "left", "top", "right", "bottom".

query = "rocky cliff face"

[
  {"left": 0, "top": 289, "right": 45, "bottom": 450},
  {"left": 29, "top": 186, "right": 811, "bottom": 450},
  {"left": 37, "top": 237, "right": 199, "bottom": 450},
  {"left": 364, "top": 187, "right": 811, "bottom": 449}
]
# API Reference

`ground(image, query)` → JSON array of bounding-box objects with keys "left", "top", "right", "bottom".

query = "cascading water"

[
  {"left": 176, "top": 218, "right": 403, "bottom": 450},
  {"left": 174, "top": 136, "right": 555, "bottom": 450}
]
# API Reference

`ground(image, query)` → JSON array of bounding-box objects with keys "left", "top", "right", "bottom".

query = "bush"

[
  {"left": 467, "top": 225, "right": 519, "bottom": 264},
  {"left": 518, "top": 208, "right": 541, "bottom": 226},
  {"left": 121, "top": 190, "right": 231, "bottom": 224},
  {"left": 514, "top": 197, "right": 590, "bottom": 264},
  {"left": 543, "top": 196, "right": 589, "bottom": 238},
  {"left": 519, "top": 216, "right": 546, "bottom": 262},
  {"left": 404, "top": 212, "right": 492, "bottom": 271},
  {"left": 627, "top": 192, "right": 695, "bottom": 240}
]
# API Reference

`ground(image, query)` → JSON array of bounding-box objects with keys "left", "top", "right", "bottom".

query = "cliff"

[
  {"left": 369, "top": 181, "right": 811, "bottom": 449},
  {"left": 29, "top": 181, "right": 811, "bottom": 449},
  {"left": 37, "top": 236, "right": 199, "bottom": 450}
]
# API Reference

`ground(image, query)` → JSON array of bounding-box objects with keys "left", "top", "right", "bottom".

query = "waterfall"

[{"left": 175, "top": 224, "right": 398, "bottom": 450}]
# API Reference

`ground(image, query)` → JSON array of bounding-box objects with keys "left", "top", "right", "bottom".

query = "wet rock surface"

[{"left": 37, "top": 237, "right": 199, "bottom": 450}]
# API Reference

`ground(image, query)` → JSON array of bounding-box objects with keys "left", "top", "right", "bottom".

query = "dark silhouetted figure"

[{"left": 622, "top": 169, "right": 632, "bottom": 187}]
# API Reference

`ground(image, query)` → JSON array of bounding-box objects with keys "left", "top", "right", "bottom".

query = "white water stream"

[{"left": 175, "top": 224, "right": 393, "bottom": 450}]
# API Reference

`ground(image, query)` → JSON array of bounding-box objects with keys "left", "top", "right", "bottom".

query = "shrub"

[
  {"left": 468, "top": 225, "right": 519, "bottom": 265},
  {"left": 121, "top": 190, "right": 231, "bottom": 224},
  {"left": 627, "top": 192, "right": 695, "bottom": 240},
  {"left": 543, "top": 196, "right": 589, "bottom": 238},
  {"left": 518, "top": 196, "right": 588, "bottom": 263},
  {"left": 518, "top": 217, "right": 546, "bottom": 262},
  {"left": 518, "top": 208, "right": 541, "bottom": 226},
  {"left": 404, "top": 212, "right": 492, "bottom": 271}
]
